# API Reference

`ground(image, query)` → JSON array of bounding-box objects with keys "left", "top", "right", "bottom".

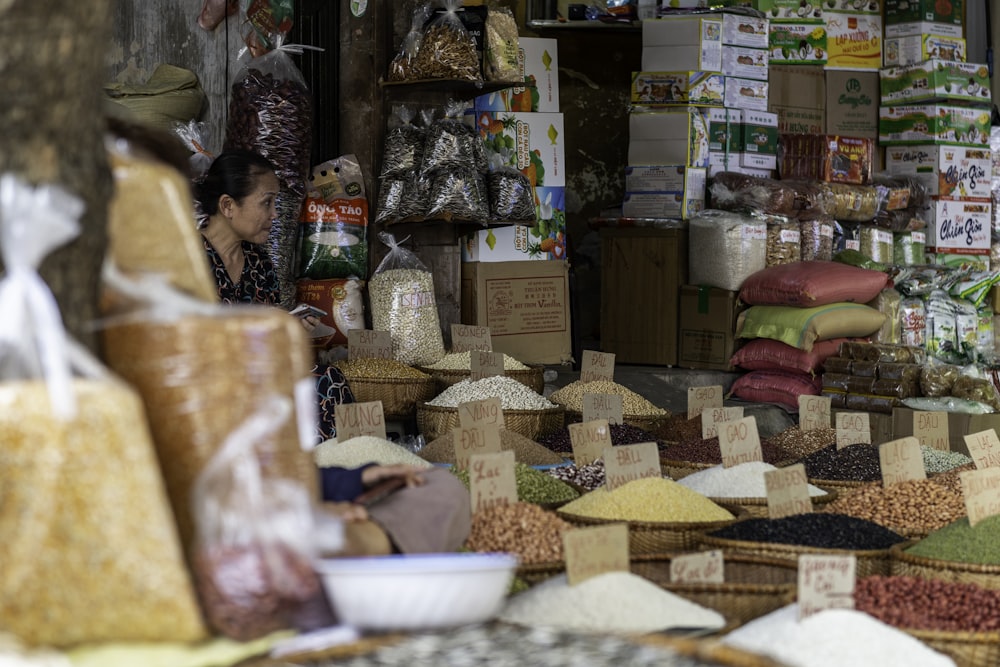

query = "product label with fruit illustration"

[
  {"left": 768, "top": 21, "right": 828, "bottom": 64},
  {"left": 825, "top": 12, "right": 882, "bottom": 70},
  {"left": 880, "top": 59, "right": 992, "bottom": 107}
]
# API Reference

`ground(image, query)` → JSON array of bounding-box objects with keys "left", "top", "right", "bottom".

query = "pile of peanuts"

[
  {"left": 821, "top": 478, "right": 966, "bottom": 537},
  {"left": 465, "top": 502, "right": 571, "bottom": 564}
]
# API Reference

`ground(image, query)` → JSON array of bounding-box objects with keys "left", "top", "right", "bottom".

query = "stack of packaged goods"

[
  {"left": 878, "top": 0, "right": 991, "bottom": 272},
  {"left": 626, "top": 10, "right": 774, "bottom": 220},
  {"left": 465, "top": 36, "right": 566, "bottom": 262}
]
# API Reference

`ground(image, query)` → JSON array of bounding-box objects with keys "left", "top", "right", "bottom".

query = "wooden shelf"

[
  {"left": 527, "top": 19, "right": 642, "bottom": 32},
  {"left": 378, "top": 78, "right": 530, "bottom": 94}
]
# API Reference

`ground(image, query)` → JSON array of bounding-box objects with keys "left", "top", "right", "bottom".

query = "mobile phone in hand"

[{"left": 290, "top": 303, "right": 328, "bottom": 319}]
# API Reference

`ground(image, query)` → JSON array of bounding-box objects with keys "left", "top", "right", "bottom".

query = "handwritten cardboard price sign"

[
  {"left": 580, "top": 350, "right": 615, "bottom": 383},
  {"left": 835, "top": 411, "right": 870, "bottom": 449},
  {"left": 879, "top": 437, "right": 926, "bottom": 487},
  {"left": 764, "top": 463, "right": 812, "bottom": 519},
  {"left": 471, "top": 351, "right": 505, "bottom": 381},
  {"left": 568, "top": 419, "right": 612, "bottom": 466},
  {"left": 702, "top": 406, "right": 744, "bottom": 440},
  {"left": 670, "top": 550, "right": 724, "bottom": 584},
  {"left": 964, "top": 429, "right": 1000, "bottom": 470},
  {"left": 603, "top": 442, "right": 661, "bottom": 491},
  {"left": 452, "top": 425, "right": 502, "bottom": 471},
  {"left": 451, "top": 324, "right": 492, "bottom": 353},
  {"left": 799, "top": 395, "right": 832, "bottom": 431},
  {"left": 960, "top": 467, "right": 1000, "bottom": 527},
  {"left": 348, "top": 329, "right": 392, "bottom": 360},
  {"left": 718, "top": 416, "right": 763, "bottom": 468},
  {"left": 563, "top": 524, "right": 630, "bottom": 586},
  {"left": 687, "top": 385, "right": 724, "bottom": 421},
  {"left": 914, "top": 410, "right": 950, "bottom": 452},
  {"left": 798, "top": 554, "right": 856, "bottom": 620},
  {"left": 469, "top": 450, "right": 517, "bottom": 513},
  {"left": 582, "top": 393, "right": 624, "bottom": 425},
  {"left": 334, "top": 401, "right": 386, "bottom": 440},
  {"left": 458, "top": 398, "right": 505, "bottom": 429}
]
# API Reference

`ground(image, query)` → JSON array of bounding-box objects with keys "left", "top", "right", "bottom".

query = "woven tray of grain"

[
  {"left": 415, "top": 402, "right": 565, "bottom": 442},
  {"left": 344, "top": 376, "right": 437, "bottom": 418},
  {"left": 697, "top": 535, "right": 900, "bottom": 578},
  {"left": 890, "top": 543, "right": 1000, "bottom": 591},
  {"left": 707, "top": 490, "right": 838, "bottom": 519},
  {"left": 557, "top": 503, "right": 749, "bottom": 554},
  {"left": 900, "top": 628, "right": 1000, "bottom": 667},
  {"left": 417, "top": 364, "right": 545, "bottom": 395},
  {"left": 806, "top": 477, "right": 871, "bottom": 491},
  {"left": 631, "top": 552, "right": 798, "bottom": 626},
  {"left": 564, "top": 409, "right": 669, "bottom": 435}
]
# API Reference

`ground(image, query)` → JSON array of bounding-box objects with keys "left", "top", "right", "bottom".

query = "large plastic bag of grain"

[
  {"left": 100, "top": 266, "right": 318, "bottom": 555},
  {"left": 0, "top": 174, "right": 206, "bottom": 646},
  {"left": 688, "top": 209, "right": 767, "bottom": 291}
]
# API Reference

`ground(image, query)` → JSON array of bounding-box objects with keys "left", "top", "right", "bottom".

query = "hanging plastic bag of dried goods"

[
  {"left": 242, "top": 0, "right": 295, "bottom": 57},
  {"left": 174, "top": 118, "right": 217, "bottom": 178},
  {"left": 190, "top": 394, "right": 337, "bottom": 641},
  {"left": 375, "top": 172, "right": 429, "bottom": 225},
  {"left": 369, "top": 232, "right": 446, "bottom": 366},
  {"left": 298, "top": 155, "right": 369, "bottom": 280},
  {"left": 411, "top": 0, "right": 482, "bottom": 83},
  {"left": 388, "top": 2, "right": 433, "bottom": 82},
  {"left": 483, "top": 2, "right": 520, "bottom": 82},
  {"left": 486, "top": 146, "right": 535, "bottom": 223},
  {"left": 421, "top": 99, "right": 487, "bottom": 177},
  {"left": 224, "top": 37, "right": 316, "bottom": 310},
  {"left": 0, "top": 175, "right": 206, "bottom": 647},
  {"left": 426, "top": 167, "right": 489, "bottom": 222},
  {"left": 381, "top": 105, "right": 425, "bottom": 179}
]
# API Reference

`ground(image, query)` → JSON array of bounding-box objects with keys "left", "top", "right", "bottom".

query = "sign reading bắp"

[
  {"left": 580, "top": 350, "right": 616, "bottom": 383},
  {"left": 452, "top": 425, "right": 502, "bottom": 471},
  {"left": 799, "top": 395, "right": 831, "bottom": 431},
  {"left": 960, "top": 467, "right": 1000, "bottom": 527},
  {"left": 348, "top": 329, "right": 392, "bottom": 360},
  {"left": 334, "top": 401, "right": 386, "bottom": 440},
  {"left": 568, "top": 419, "right": 612, "bottom": 466},
  {"left": 688, "top": 385, "right": 724, "bottom": 420},
  {"left": 563, "top": 524, "right": 630, "bottom": 586},
  {"left": 879, "top": 437, "right": 926, "bottom": 487},
  {"left": 718, "top": 416, "right": 763, "bottom": 468},
  {"left": 603, "top": 442, "right": 661, "bottom": 491},
  {"left": 702, "top": 406, "right": 744, "bottom": 440},
  {"left": 764, "top": 463, "right": 812, "bottom": 519},
  {"left": 670, "top": 550, "right": 724, "bottom": 584},
  {"left": 469, "top": 450, "right": 517, "bottom": 513},
  {"left": 451, "top": 324, "right": 492, "bottom": 353},
  {"left": 964, "top": 429, "right": 1000, "bottom": 470},
  {"left": 798, "top": 554, "right": 856, "bottom": 620},
  {"left": 835, "top": 411, "right": 870, "bottom": 449},
  {"left": 470, "top": 350, "right": 505, "bottom": 381},
  {"left": 913, "top": 410, "right": 949, "bottom": 452},
  {"left": 582, "top": 393, "right": 624, "bottom": 425},
  {"left": 458, "top": 398, "right": 505, "bottom": 429}
]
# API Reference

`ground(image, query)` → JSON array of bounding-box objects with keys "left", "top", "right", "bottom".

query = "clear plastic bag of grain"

[
  {"left": 421, "top": 100, "right": 487, "bottom": 176},
  {"left": 369, "top": 232, "right": 446, "bottom": 366},
  {"left": 426, "top": 168, "right": 490, "bottom": 222},
  {"left": 760, "top": 213, "right": 801, "bottom": 266},
  {"left": 486, "top": 146, "right": 535, "bottom": 222},
  {"left": 894, "top": 230, "right": 927, "bottom": 266},
  {"left": 387, "top": 3, "right": 433, "bottom": 82},
  {"left": 867, "top": 288, "right": 902, "bottom": 345},
  {"left": 483, "top": 4, "right": 520, "bottom": 82},
  {"left": 380, "top": 105, "right": 425, "bottom": 178},
  {"left": 799, "top": 215, "right": 835, "bottom": 261},
  {"left": 0, "top": 174, "right": 206, "bottom": 646},
  {"left": 688, "top": 209, "right": 767, "bottom": 291},
  {"left": 828, "top": 183, "right": 882, "bottom": 222},
  {"left": 190, "top": 395, "right": 334, "bottom": 641},
  {"left": 709, "top": 171, "right": 797, "bottom": 215},
  {"left": 858, "top": 225, "right": 894, "bottom": 265},
  {"left": 410, "top": 0, "right": 482, "bottom": 83}
]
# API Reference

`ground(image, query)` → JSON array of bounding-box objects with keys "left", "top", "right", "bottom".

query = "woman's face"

[{"left": 230, "top": 170, "right": 279, "bottom": 245}]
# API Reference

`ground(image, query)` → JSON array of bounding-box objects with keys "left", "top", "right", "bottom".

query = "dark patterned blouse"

[
  {"left": 202, "top": 236, "right": 279, "bottom": 305},
  {"left": 201, "top": 234, "right": 355, "bottom": 444}
]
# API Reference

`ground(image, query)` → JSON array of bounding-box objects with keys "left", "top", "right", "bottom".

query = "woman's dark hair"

[{"left": 193, "top": 150, "right": 277, "bottom": 216}]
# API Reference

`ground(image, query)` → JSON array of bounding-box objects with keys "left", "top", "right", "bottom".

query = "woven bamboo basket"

[
  {"left": 415, "top": 402, "right": 565, "bottom": 442},
  {"left": 901, "top": 628, "right": 1000, "bottom": 667},
  {"left": 890, "top": 543, "right": 1000, "bottom": 590},
  {"left": 697, "top": 534, "right": 900, "bottom": 577},
  {"left": 631, "top": 552, "right": 798, "bottom": 626},
  {"left": 564, "top": 408, "right": 669, "bottom": 435},
  {"left": 806, "top": 477, "right": 873, "bottom": 491},
  {"left": 660, "top": 457, "right": 715, "bottom": 480},
  {"left": 633, "top": 634, "right": 791, "bottom": 667},
  {"left": 556, "top": 503, "right": 748, "bottom": 554},
  {"left": 706, "top": 490, "right": 839, "bottom": 519},
  {"left": 417, "top": 364, "right": 546, "bottom": 395},
  {"left": 343, "top": 375, "right": 437, "bottom": 418},
  {"left": 516, "top": 560, "right": 566, "bottom": 585}
]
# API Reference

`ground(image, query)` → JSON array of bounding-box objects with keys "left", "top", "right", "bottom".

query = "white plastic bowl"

[{"left": 314, "top": 552, "right": 518, "bottom": 631}]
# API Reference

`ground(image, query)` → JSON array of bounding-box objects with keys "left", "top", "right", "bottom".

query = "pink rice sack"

[
  {"left": 729, "top": 369, "right": 822, "bottom": 411},
  {"left": 730, "top": 338, "right": 849, "bottom": 375},
  {"left": 739, "top": 261, "right": 890, "bottom": 307}
]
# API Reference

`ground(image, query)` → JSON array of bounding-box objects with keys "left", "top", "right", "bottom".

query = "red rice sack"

[
  {"left": 739, "top": 261, "right": 890, "bottom": 307},
  {"left": 730, "top": 338, "right": 849, "bottom": 375},
  {"left": 729, "top": 370, "right": 822, "bottom": 410}
]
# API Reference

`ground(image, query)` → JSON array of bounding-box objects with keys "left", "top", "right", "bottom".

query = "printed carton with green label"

[
  {"left": 879, "top": 104, "right": 991, "bottom": 146},
  {"left": 880, "top": 60, "right": 992, "bottom": 107}
]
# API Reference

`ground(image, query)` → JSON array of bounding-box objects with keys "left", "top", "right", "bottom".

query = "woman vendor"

[{"left": 193, "top": 150, "right": 470, "bottom": 555}]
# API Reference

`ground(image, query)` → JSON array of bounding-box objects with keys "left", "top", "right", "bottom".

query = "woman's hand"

[
  {"left": 361, "top": 464, "right": 425, "bottom": 489},
  {"left": 299, "top": 314, "right": 319, "bottom": 333},
  {"left": 323, "top": 501, "right": 369, "bottom": 523}
]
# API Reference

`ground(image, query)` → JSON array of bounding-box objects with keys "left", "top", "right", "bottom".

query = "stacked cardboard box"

[
  {"left": 878, "top": 0, "right": 991, "bottom": 269},
  {"left": 465, "top": 38, "right": 566, "bottom": 262}
]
